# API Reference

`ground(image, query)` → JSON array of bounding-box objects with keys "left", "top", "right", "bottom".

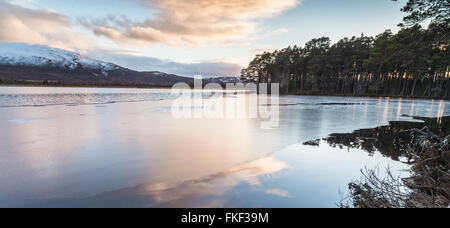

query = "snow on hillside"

[{"left": 0, "top": 43, "right": 119, "bottom": 76}]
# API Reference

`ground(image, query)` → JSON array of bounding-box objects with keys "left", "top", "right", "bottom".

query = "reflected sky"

[{"left": 0, "top": 87, "right": 448, "bottom": 207}]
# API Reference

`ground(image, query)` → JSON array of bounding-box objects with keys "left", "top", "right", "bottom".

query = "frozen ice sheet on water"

[{"left": 8, "top": 118, "right": 49, "bottom": 123}]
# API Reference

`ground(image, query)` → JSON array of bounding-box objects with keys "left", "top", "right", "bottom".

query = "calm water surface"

[{"left": 0, "top": 86, "right": 448, "bottom": 207}]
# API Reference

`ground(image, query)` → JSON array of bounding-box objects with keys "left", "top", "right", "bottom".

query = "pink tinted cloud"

[
  {"left": 83, "top": 0, "right": 301, "bottom": 46},
  {"left": 0, "top": 2, "right": 92, "bottom": 51}
]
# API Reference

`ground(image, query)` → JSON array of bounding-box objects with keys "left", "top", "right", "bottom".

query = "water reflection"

[
  {"left": 0, "top": 87, "right": 175, "bottom": 107},
  {"left": 0, "top": 87, "right": 449, "bottom": 207},
  {"left": 306, "top": 116, "right": 449, "bottom": 162},
  {"left": 7, "top": 157, "right": 288, "bottom": 208}
]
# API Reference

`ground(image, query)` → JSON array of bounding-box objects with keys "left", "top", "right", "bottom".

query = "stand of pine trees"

[{"left": 241, "top": 0, "right": 449, "bottom": 99}]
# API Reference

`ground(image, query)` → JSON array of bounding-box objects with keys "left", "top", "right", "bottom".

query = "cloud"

[
  {"left": 262, "top": 28, "right": 290, "bottom": 38},
  {"left": 0, "top": 1, "right": 92, "bottom": 51},
  {"left": 4, "top": 0, "right": 33, "bottom": 7},
  {"left": 266, "top": 188, "right": 292, "bottom": 198},
  {"left": 82, "top": 0, "right": 300, "bottom": 46},
  {"left": 88, "top": 49, "right": 244, "bottom": 77}
]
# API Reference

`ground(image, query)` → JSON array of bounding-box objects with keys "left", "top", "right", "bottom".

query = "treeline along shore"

[
  {"left": 240, "top": 0, "right": 449, "bottom": 99},
  {"left": 241, "top": 24, "right": 449, "bottom": 99}
]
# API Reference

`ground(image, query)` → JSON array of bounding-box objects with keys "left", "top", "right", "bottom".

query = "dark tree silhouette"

[{"left": 393, "top": 0, "right": 450, "bottom": 27}]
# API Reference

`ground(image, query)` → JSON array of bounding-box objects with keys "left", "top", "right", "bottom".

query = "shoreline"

[
  {"left": 303, "top": 115, "right": 450, "bottom": 208},
  {"left": 312, "top": 116, "right": 450, "bottom": 208},
  {"left": 287, "top": 91, "right": 450, "bottom": 101},
  {"left": 0, "top": 83, "right": 173, "bottom": 89},
  {"left": 1, "top": 83, "right": 448, "bottom": 101}
]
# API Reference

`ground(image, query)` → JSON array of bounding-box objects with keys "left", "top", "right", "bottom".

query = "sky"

[{"left": 0, "top": 0, "right": 408, "bottom": 77}]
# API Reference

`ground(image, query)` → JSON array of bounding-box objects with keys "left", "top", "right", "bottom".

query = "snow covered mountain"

[
  {"left": 0, "top": 43, "right": 242, "bottom": 87},
  {"left": 0, "top": 43, "right": 119, "bottom": 76},
  {"left": 0, "top": 43, "right": 194, "bottom": 87}
]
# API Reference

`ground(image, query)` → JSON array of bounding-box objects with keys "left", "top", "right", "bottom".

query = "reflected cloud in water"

[{"left": 12, "top": 157, "right": 289, "bottom": 208}]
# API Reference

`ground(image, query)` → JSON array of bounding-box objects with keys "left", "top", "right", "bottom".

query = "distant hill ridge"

[{"left": 0, "top": 43, "right": 195, "bottom": 87}]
